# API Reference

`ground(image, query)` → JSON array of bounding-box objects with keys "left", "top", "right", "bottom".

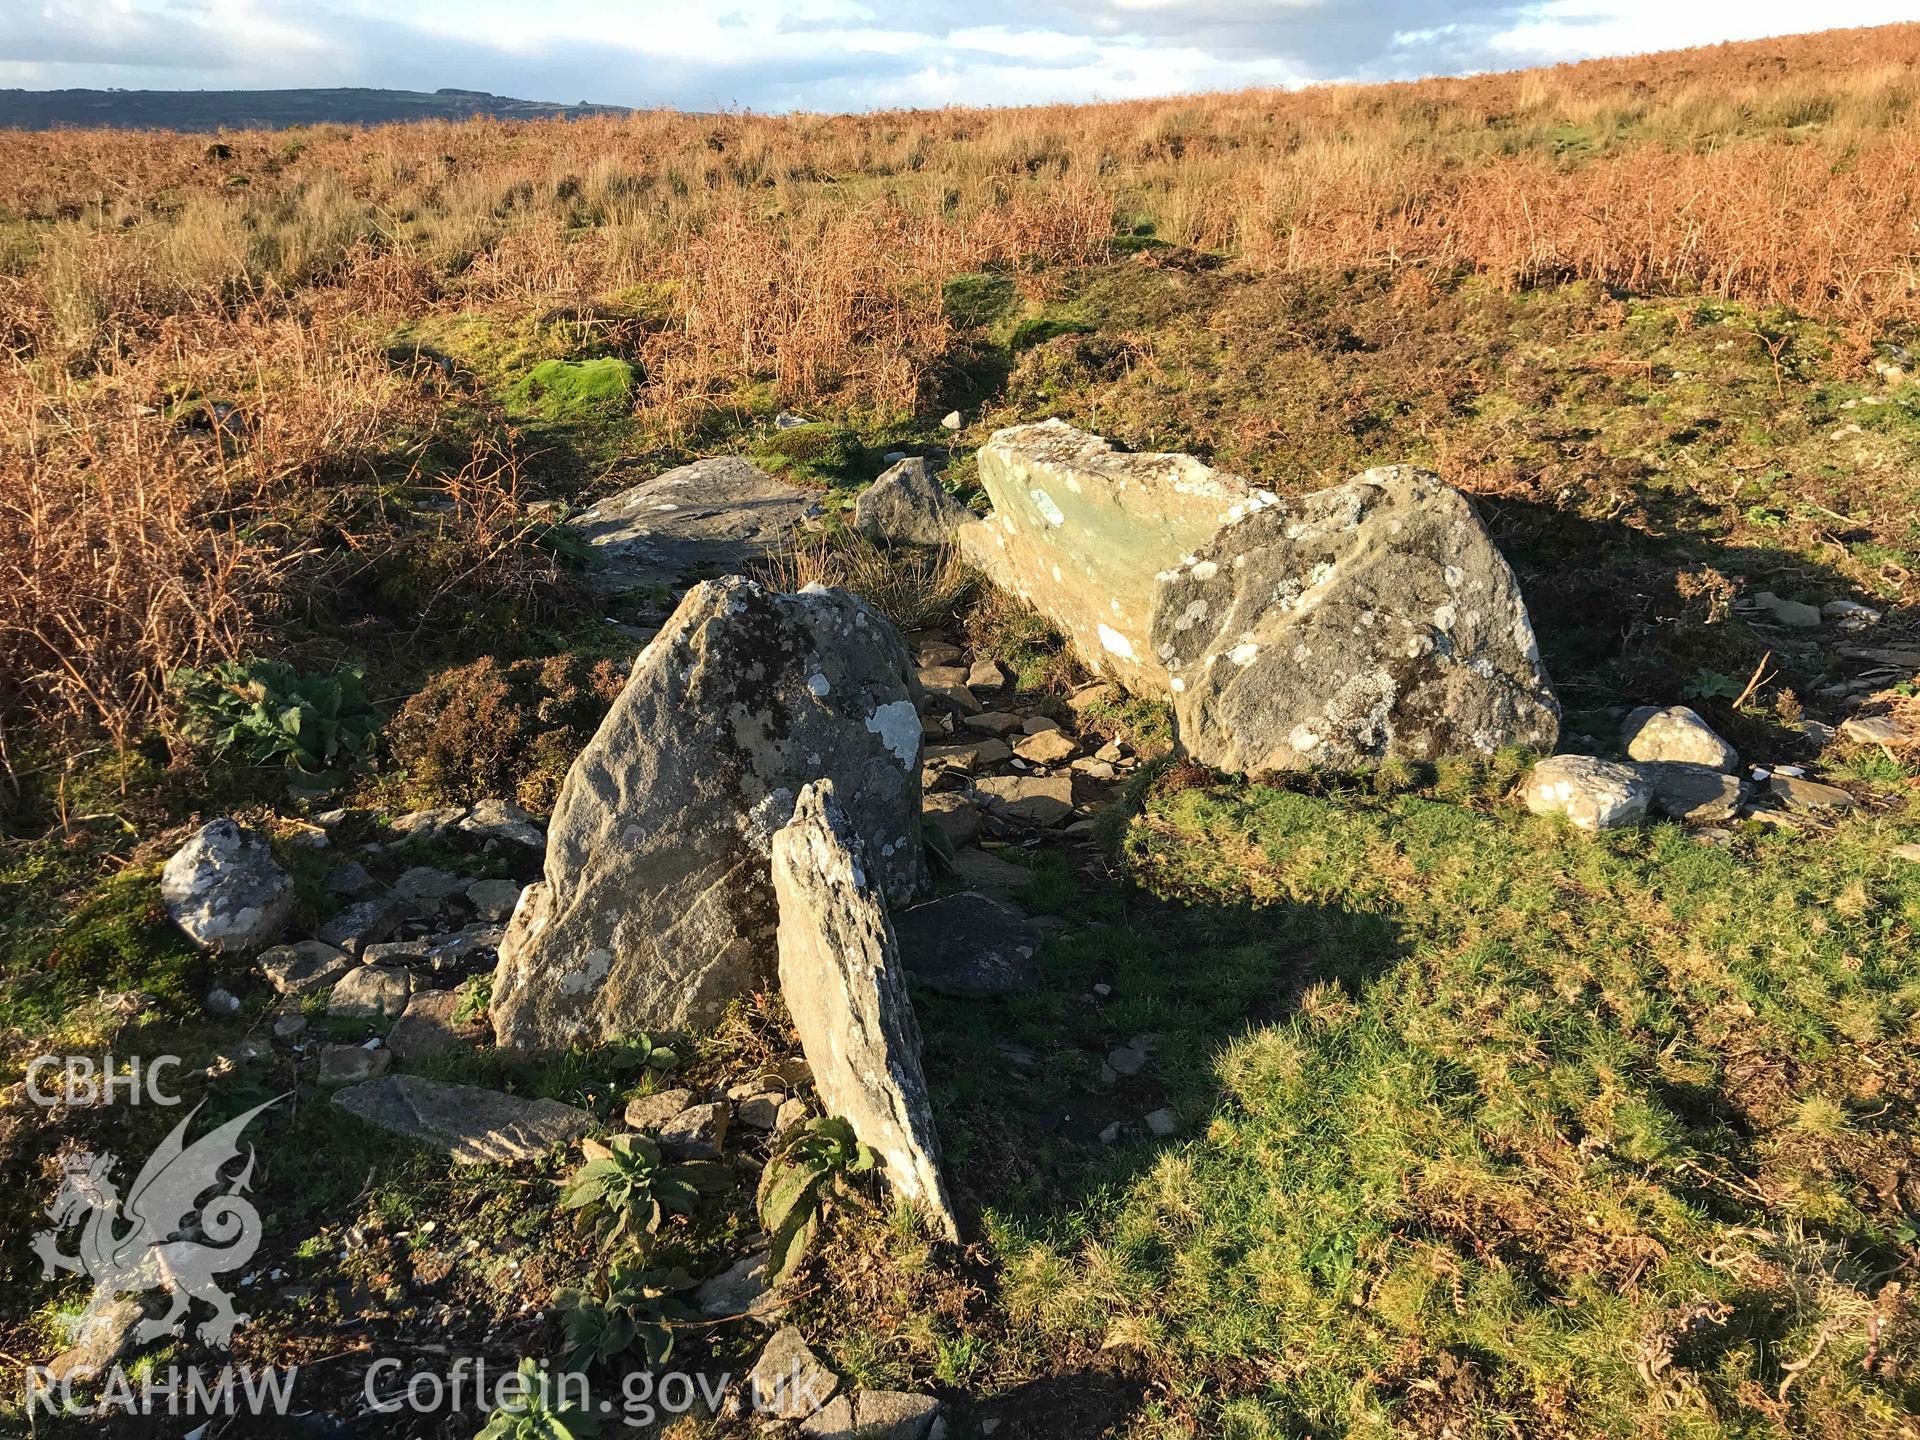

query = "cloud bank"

[{"left": 2, "top": 0, "right": 1914, "bottom": 112}]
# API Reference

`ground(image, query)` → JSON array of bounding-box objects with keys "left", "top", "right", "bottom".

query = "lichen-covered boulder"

[
  {"left": 160, "top": 819, "right": 294, "bottom": 952},
  {"left": 1622, "top": 704, "right": 1738, "bottom": 772},
  {"left": 854, "top": 457, "right": 971, "bottom": 547},
  {"left": 490, "top": 578, "right": 927, "bottom": 1050},
  {"left": 772, "top": 781, "right": 959, "bottom": 1240},
  {"left": 956, "top": 419, "right": 1257, "bottom": 693},
  {"left": 1521, "top": 755, "right": 1652, "bottom": 831},
  {"left": 1150, "top": 466, "right": 1559, "bottom": 775}
]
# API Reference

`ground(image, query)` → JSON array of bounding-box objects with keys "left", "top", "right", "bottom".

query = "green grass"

[
  {"left": 883, "top": 779, "right": 1920, "bottom": 1436},
  {"left": 505, "top": 356, "right": 636, "bottom": 423}
]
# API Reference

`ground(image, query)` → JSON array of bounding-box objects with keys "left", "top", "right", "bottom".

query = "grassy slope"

[{"left": 5, "top": 27, "right": 1920, "bottom": 1440}]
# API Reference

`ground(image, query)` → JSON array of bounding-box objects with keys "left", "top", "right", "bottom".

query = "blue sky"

[{"left": 4, "top": 1, "right": 1915, "bottom": 111}]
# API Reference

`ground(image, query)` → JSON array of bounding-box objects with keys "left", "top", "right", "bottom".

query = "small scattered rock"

[
  {"left": 751, "top": 1325, "right": 838, "bottom": 1421},
  {"left": 393, "top": 866, "right": 463, "bottom": 907},
  {"left": 1752, "top": 591, "right": 1822, "bottom": 628},
  {"left": 389, "top": 806, "right": 467, "bottom": 843},
  {"left": 1106, "top": 1045, "right": 1148, "bottom": 1078},
  {"left": 1021, "top": 715, "right": 1061, "bottom": 735},
  {"left": 161, "top": 819, "right": 295, "bottom": 952},
  {"left": 205, "top": 987, "right": 242, "bottom": 1016},
  {"left": 1521, "top": 756, "right": 1652, "bottom": 831},
  {"left": 272, "top": 1012, "right": 307, "bottom": 1041},
  {"left": 318, "top": 1043, "right": 390, "bottom": 1086},
  {"left": 1622, "top": 705, "right": 1737, "bottom": 771},
  {"left": 1070, "top": 757, "right": 1117, "bottom": 779},
  {"left": 1143, "top": 1107, "right": 1180, "bottom": 1137},
  {"left": 925, "top": 737, "right": 1012, "bottom": 770},
  {"left": 1013, "top": 730, "right": 1078, "bottom": 765},
  {"left": 1823, "top": 599, "right": 1881, "bottom": 631},
  {"left": 922, "top": 794, "right": 982, "bottom": 847},
  {"left": 659, "top": 1100, "right": 730, "bottom": 1160},
  {"left": 459, "top": 798, "right": 546, "bottom": 849},
  {"left": 961, "top": 711, "right": 1023, "bottom": 736},
  {"left": 775, "top": 1097, "right": 809, "bottom": 1132},
  {"left": 258, "top": 940, "right": 353, "bottom": 996},
  {"left": 1066, "top": 683, "right": 1121, "bottom": 715},
  {"left": 624, "top": 1088, "right": 697, "bottom": 1132},
  {"left": 43, "top": 1298, "right": 144, "bottom": 1382},
  {"left": 695, "top": 1248, "right": 781, "bottom": 1324},
  {"left": 940, "top": 410, "right": 962, "bottom": 430},
  {"left": 1841, "top": 714, "right": 1913, "bottom": 746},
  {"left": 465, "top": 878, "right": 523, "bottom": 922},
  {"left": 917, "top": 641, "right": 962, "bottom": 666},
  {"left": 802, "top": 1390, "right": 939, "bottom": 1440},
  {"left": 327, "top": 965, "right": 412, "bottom": 1020},
  {"left": 1891, "top": 843, "right": 1920, "bottom": 863},
  {"left": 967, "top": 658, "right": 1007, "bottom": 691},
  {"left": 316, "top": 898, "right": 403, "bottom": 956},
  {"left": 854, "top": 457, "right": 971, "bottom": 548},
  {"left": 738, "top": 1094, "right": 785, "bottom": 1130}
]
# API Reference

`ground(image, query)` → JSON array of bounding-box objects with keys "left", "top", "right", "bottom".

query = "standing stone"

[
  {"left": 854, "top": 458, "right": 972, "bottom": 547},
  {"left": 957, "top": 419, "right": 1259, "bottom": 693},
  {"left": 772, "top": 781, "right": 959, "bottom": 1240},
  {"left": 491, "top": 578, "right": 927, "bottom": 1050},
  {"left": 1521, "top": 756, "right": 1652, "bottom": 831},
  {"left": 1152, "top": 467, "right": 1558, "bottom": 775},
  {"left": 160, "top": 819, "right": 294, "bottom": 952},
  {"left": 1622, "top": 705, "right": 1738, "bottom": 771}
]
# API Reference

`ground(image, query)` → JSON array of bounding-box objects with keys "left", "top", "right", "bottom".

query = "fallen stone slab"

[
  {"left": 800, "top": 1390, "right": 939, "bottom": 1440},
  {"left": 1637, "top": 761, "right": 1744, "bottom": 825},
  {"left": 957, "top": 419, "right": 1257, "bottom": 693},
  {"left": 1521, "top": 756, "right": 1651, "bottom": 831},
  {"left": 947, "top": 846, "right": 1030, "bottom": 894},
  {"left": 318, "top": 1043, "right": 391, "bottom": 1086},
  {"left": 773, "top": 781, "right": 959, "bottom": 1239},
  {"left": 922, "top": 794, "right": 981, "bottom": 847},
  {"left": 332, "top": 1075, "right": 593, "bottom": 1164},
  {"left": 458, "top": 798, "right": 546, "bottom": 849},
  {"left": 490, "top": 577, "right": 927, "bottom": 1050},
  {"left": 695, "top": 1247, "right": 782, "bottom": 1324},
  {"left": 1769, "top": 774, "right": 1856, "bottom": 812},
  {"left": 892, "top": 892, "right": 1041, "bottom": 997},
  {"left": 161, "top": 819, "right": 294, "bottom": 952},
  {"left": 571, "top": 457, "right": 818, "bottom": 593},
  {"left": 1152, "top": 465, "right": 1559, "bottom": 775}
]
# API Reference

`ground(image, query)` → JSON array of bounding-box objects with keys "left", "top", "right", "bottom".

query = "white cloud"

[{"left": 0, "top": 0, "right": 1910, "bottom": 110}]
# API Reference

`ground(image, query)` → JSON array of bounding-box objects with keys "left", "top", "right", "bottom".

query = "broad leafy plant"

[
  {"left": 558, "top": 1134, "right": 706, "bottom": 1252},
  {"left": 474, "top": 1357, "right": 600, "bottom": 1438},
  {"left": 757, "top": 1115, "right": 878, "bottom": 1283},
  {"left": 170, "top": 658, "right": 379, "bottom": 771},
  {"left": 554, "top": 1262, "right": 697, "bottom": 1370}
]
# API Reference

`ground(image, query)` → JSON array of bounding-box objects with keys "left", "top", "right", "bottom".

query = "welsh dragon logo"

[{"left": 31, "top": 1097, "right": 282, "bottom": 1351}]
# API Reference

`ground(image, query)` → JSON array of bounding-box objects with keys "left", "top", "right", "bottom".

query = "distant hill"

[{"left": 0, "top": 87, "right": 633, "bottom": 132}]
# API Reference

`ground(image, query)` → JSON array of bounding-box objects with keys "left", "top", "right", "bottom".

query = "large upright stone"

[
  {"left": 772, "top": 781, "right": 959, "bottom": 1240},
  {"left": 490, "top": 578, "right": 926, "bottom": 1050},
  {"left": 569, "top": 456, "right": 818, "bottom": 594},
  {"left": 957, "top": 419, "right": 1258, "bottom": 693},
  {"left": 1151, "top": 466, "right": 1559, "bottom": 774}
]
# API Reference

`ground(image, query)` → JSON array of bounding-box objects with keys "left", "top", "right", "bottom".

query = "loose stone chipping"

[
  {"left": 1150, "top": 466, "right": 1560, "bottom": 774},
  {"left": 490, "top": 577, "right": 927, "bottom": 1051},
  {"left": 772, "top": 781, "right": 960, "bottom": 1240},
  {"left": 956, "top": 419, "right": 1259, "bottom": 694}
]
